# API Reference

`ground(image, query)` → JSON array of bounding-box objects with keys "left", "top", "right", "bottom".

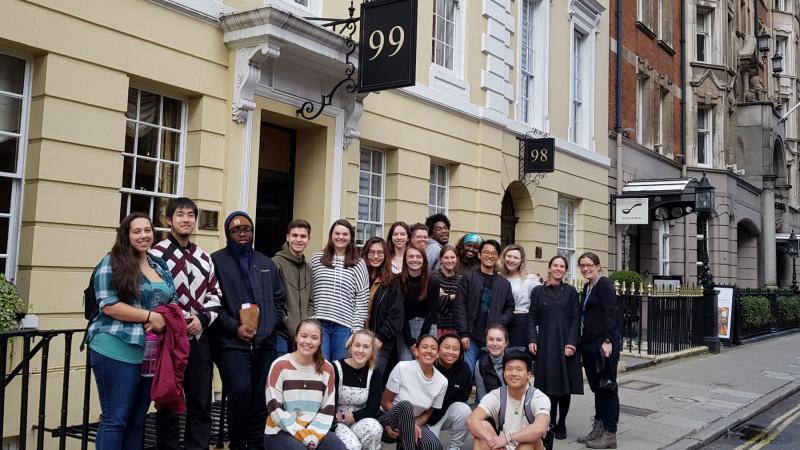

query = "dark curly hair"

[{"left": 425, "top": 213, "right": 451, "bottom": 234}]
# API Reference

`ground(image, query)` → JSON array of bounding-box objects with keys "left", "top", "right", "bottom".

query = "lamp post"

[
  {"left": 695, "top": 173, "right": 720, "bottom": 353},
  {"left": 788, "top": 230, "right": 799, "bottom": 291}
]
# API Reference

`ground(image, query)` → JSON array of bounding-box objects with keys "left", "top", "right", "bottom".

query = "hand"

[
  {"left": 306, "top": 442, "right": 316, "bottom": 450},
  {"left": 186, "top": 315, "right": 202, "bottom": 337},
  {"left": 564, "top": 345, "right": 576, "bottom": 357},
  {"left": 414, "top": 424, "right": 422, "bottom": 443},
  {"left": 236, "top": 325, "right": 256, "bottom": 343},
  {"left": 145, "top": 311, "right": 166, "bottom": 333},
  {"left": 374, "top": 338, "right": 383, "bottom": 350},
  {"left": 602, "top": 341, "right": 613, "bottom": 358},
  {"left": 528, "top": 343, "right": 537, "bottom": 355},
  {"left": 486, "top": 435, "right": 506, "bottom": 449},
  {"left": 384, "top": 426, "right": 400, "bottom": 440},
  {"left": 440, "top": 288, "right": 447, "bottom": 297},
  {"left": 461, "top": 337, "right": 470, "bottom": 350}
]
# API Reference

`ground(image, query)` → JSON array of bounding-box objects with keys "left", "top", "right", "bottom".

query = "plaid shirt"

[{"left": 86, "top": 254, "right": 178, "bottom": 348}]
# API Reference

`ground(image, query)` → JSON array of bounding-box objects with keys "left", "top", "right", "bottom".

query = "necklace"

[{"left": 509, "top": 397, "right": 523, "bottom": 415}]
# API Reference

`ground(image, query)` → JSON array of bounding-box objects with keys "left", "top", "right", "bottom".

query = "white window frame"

[
  {"left": 517, "top": 0, "right": 549, "bottom": 129},
  {"left": 776, "top": 35, "right": 788, "bottom": 70},
  {"left": 636, "top": 77, "right": 645, "bottom": 145},
  {"left": 657, "top": 88, "right": 666, "bottom": 154},
  {"left": 121, "top": 87, "right": 187, "bottom": 233},
  {"left": 697, "top": 106, "right": 713, "bottom": 167},
  {"left": 557, "top": 197, "right": 577, "bottom": 281},
  {"left": 356, "top": 147, "right": 386, "bottom": 246},
  {"left": 430, "top": 0, "right": 469, "bottom": 98},
  {"left": 777, "top": 0, "right": 786, "bottom": 12},
  {"left": 658, "top": 0, "right": 672, "bottom": 46},
  {"left": 272, "top": 0, "right": 322, "bottom": 16},
  {"left": 0, "top": 51, "right": 31, "bottom": 280},
  {"left": 637, "top": 0, "right": 653, "bottom": 29},
  {"left": 696, "top": 10, "right": 711, "bottom": 63},
  {"left": 658, "top": 221, "right": 670, "bottom": 275},
  {"left": 428, "top": 162, "right": 449, "bottom": 216},
  {"left": 568, "top": 0, "right": 600, "bottom": 151}
]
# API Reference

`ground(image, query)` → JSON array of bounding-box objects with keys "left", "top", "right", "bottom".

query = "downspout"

[
  {"left": 681, "top": 0, "right": 691, "bottom": 279},
  {"left": 615, "top": 0, "right": 624, "bottom": 271}
]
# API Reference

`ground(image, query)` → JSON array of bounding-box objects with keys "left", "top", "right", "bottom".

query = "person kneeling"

[{"left": 467, "top": 351, "right": 551, "bottom": 450}]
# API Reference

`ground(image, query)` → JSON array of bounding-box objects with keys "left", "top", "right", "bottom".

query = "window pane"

[
  {"left": 122, "top": 155, "right": 134, "bottom": 188},
  {"left": 0, "top": 217, "right": 8, "bottom": 253},
  {"left": 135, "top": 158, "right": 157, "bottom": 191},
  {"left": 136, "top": 126, "right": 158, "bottom": 158},
  {"left": 161, "top": 130, "right": 180, "bottom": 162},
  {"left": 437, "top": 186, "right": 446, "bottom": 206},
  {"left": 372, "top": 150, "right": 383, "bottom": 173},
  {"left": 126, "top": 89, "right": 138, "bottom": 120},
  {"left": 360, "top": 149, "right": 371, "bottom": 170},
  {"left": 358, "top": 196, "right": 369, "bottom": 220},
  {"left": 162, "top": 97, "right": 181, "bottom": 129},
  {"left": 124, "top": 127, "right": 136, "bottom": 154},
  {"left": 138, "top": 91, "right": 161, "bottom": 125},
  {"left": 0, "top": 96, "right": 22, "bottom": 133},
  {"left": 359, "top": 172, "right": 370, "bottom": 194},
  {"left": 438, "top": 164, "right": 446, "bottom": 182},
  {"left": 370, "top": 199, "right": 381, "bottom": 222},
  {"left": 430, "top": 164, "right": 436, "bottom": 182},
  {"left": 429, "top": 187, "right": 436, "bottom": 205},
  {"left": 159, "top": 162, "right": 178, "bottom": 194},
  {"left": 0, "top": 177, "right": 11, "bottom": 214},
  {"left": 371, "top": 174, "right": 382, "bottom": 197},
  {"left": 153, "top": 196, "right": 170, "bottom": 229},
  {"left": 125, "top": 193, "right": 152, "bottom": 217},
  {"left": 0, "top": 135, "right": 18, "bottom": 173},
  {"left": 0, "top": 55, "right": 25, "bottom": 95}
]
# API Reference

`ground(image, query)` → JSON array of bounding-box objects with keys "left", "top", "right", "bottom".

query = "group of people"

[{"left": 86, "top": 200, "right": 622, "bottom": 450}]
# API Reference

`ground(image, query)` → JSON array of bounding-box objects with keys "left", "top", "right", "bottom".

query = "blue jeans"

[
  {"left": 90, "top": 350, "right": 153, "bottom": 450},
  {"left": 320, "top": 320, "right": 351, "bottom": 361},
  {"left": 464, "top": 343, "right": 483, "bottom": 376},
  {"left": 275, "top": 335, "right": 290, "bottom": 358}
]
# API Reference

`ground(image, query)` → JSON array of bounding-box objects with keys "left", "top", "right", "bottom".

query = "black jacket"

[
  {"left": 402, "top": 276, "right": 442, "bottom": 346},
  {"left": 455, "top": 270, "right": 515, "bottom": 342},
  {"left": 210, "top": 247, "right": 286, "bottom": 349},
  {"left": 429, "top": 359, "right": 473, "bottom": 425},
  {"left": 368, "top": 277, "right": 404, "bottom": 351},
  {"left": 580, "top": 276, "right": 621, "bottom": 347},
  {"left": 477, "top": 352, "right": 503, "bottom": 394}
]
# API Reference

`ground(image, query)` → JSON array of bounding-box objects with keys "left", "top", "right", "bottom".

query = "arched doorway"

[
  {"left": 501, "top": 190, "right": 518, "bottom": 247},
  {"left": 736, "top": 219, "right": 760, "bottom": 288}
]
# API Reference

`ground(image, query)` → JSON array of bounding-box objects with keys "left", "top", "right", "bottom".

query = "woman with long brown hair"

[
  {"left": 86, "top": 212, "right": 178, "bottom": 450},
  {"left": 497, "top": 244, "right": 541, "bottom": 350},
  {"left": 310, "top": 219, "right": 370, "bottom": 361},
  {"left": 398, "top": 245, "right": 441, "bottom": 361},
  {"left": 386, "top": 221, "right": 410, "bottom": 274},
  {"left": 360, "top": 237, "right": 403, "bottom": 374}
]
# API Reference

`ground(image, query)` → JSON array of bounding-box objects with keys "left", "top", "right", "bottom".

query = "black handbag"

[{"left": 595, "top": 347, "right": 618, "bottom": 393}]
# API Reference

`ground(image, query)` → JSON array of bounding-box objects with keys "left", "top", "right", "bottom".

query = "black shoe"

[{"left": 555, "top": 423, "right": 567, "bottom": 440}]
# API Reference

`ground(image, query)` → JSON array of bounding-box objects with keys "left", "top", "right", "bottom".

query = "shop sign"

[
  {"left": 616, "top": 197, "right": 649, "bottom": 225},
  {"left": 359, "top": 0, "right": 418, "bottom": 92},
  {"left": 522, "top": 137, "right": 555, "bottom": 173}
]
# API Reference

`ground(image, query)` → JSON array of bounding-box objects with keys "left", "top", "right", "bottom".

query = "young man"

[
  {"left": 149, "top": 197, "right": 222, "bottom": 450},
  {"left": 425, "top": 213, "right": 450, "bottom": 272},
  {"left": 272, "top": 219, "right": 313, "bottom": 357},
  {"left": 410, "top": 222, "right": 429, "bottom": 251},
  {"left": 211, "top": 211, "right": 287, "bottom": 450},
  {"left": 467, "top": 351, "right": 551, "bottom": 450},
  {"left": 456, "top": 239, "right": 515, "bottom": 372}
]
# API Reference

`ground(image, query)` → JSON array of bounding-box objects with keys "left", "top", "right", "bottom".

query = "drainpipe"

[
  {"left": 683, "top": 164, "right": 691, "bottom": 279},
  {"left": 681, "top": 0, "right": 690, "bottom": 279},
  {"left": 615, "top": 0, "right": 624, "bottom": 271}
]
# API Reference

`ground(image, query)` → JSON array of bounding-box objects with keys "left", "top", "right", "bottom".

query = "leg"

[
  {"left": 433, "top": 402, "right": 471, "bottom": 450},
  {"left": 350, "top": 418, "right": 383, "bottom": 450},
  {"left": 214, "top": 348, "right": 252, "bottom": 450},
  {"left": 155, "top": 408, "right": 179, "bottom": 450},
  {"left": 331, "top": 324, "right": 353, "bottom": 361},
  {"left": 183, "top": 337, "right": 213, "bottom": 450},
  {"left": 471, "top": 421, "right": 498, "bottom": 450},
  {"left": 90, "top": 350, "right": 143, "bottom": 450},
  {"left": 321, "top": 321, "right": 334, "bottom": 361},
  {"left": 598, "top": 350, "right": 620, "bottom": 433},
  {"left": 378, "top": 401, "right": 416, "bottom": 450},
  {"left": 248, "top": 343, "right": 276, "bottom": 449},
  {"left": 397, "top": 343, "right": 414, "bottom": 362},
  {"left": 263, "top": 431, "right": 309, "bottom": 450},
  {"left": 275, "top": 335, "right": 290, "bottom": 358},
  {"left": 463, "top": 345, "right": 481, "bottom": 375},
  {"left": 418, "top": 425, "right": 444, "bottom": 450},
  {"left": 546, "top": 394, "right": 559, "bottom": 423},
  {"left": 316, "top": 432, "right": 349, "bottom": 450},
  {"left": 121, "top": 375, "right": 153, "bottom": 450},
  {"left": 558, "top": 394, "right": 572, "bottom": 428},
  {"left": 335, "top": 423, "right": 363, "bottom": 450}
]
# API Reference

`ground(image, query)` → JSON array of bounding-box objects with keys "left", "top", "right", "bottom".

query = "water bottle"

[{"left": 141, "top": 331, "right": 159, "bottom": 377}]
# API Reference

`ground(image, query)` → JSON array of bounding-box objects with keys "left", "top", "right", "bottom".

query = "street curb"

[
  {"left": 658, "top": 379, "right": 800, "bottom": 450},
  {"left": 619, "top": 346, "right": 709, "bottom": 373}
]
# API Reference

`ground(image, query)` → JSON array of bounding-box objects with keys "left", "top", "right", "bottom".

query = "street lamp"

[
  {"left": 694, "top": 173, "right": 719, "bottom": 354},
  {"left": 788, "top": 230, "right": 799, "bottom": 291},
  {"left": 772, "top": 51, "right": 784, "bottom": 74},
  {"left": 758, "top": 29, "right": 771, "bottom": 53}
]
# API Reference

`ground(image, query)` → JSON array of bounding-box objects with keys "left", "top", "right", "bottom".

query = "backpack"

[
  {"left": 497, "top": 385, "right": 555, "bottom": 450},
  {"left": 80, "top": 260, "right": 104, "bottom": 351}
]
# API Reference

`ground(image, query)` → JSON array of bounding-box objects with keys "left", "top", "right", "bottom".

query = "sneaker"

[
  {"left": 585, "top": 431, "right": 617, "bottom": 449},
  {"left": 576, "top": 418, "right": 603, "bottom": 444}
]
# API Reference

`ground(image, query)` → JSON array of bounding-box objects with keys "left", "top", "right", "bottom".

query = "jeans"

[
  {"left": 320, "top": 320, "right": 351, "bottom": 361},
  {"left": 463, "top": 343, "right": 483, "bottom": 376},
  {"left": 264, "top": 430, "right": 348, "bottom": 450},
  {"left": 581, "top": 344, "right": 620, "bottom": 433},
  {"left": 275, "top": 335, "right": 291, "bottom": 358},
  {"left": 90, "top": 350, "right": 152, "bottom": 450}
]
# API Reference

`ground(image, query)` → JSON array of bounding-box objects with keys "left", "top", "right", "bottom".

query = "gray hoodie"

[{"left": 272, "top": 242, "right": 313, "bottom": 339}]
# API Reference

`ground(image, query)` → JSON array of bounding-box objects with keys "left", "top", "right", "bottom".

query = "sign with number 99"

[{"left": 359, "top": 0, "right": 418, "bottom": 92}]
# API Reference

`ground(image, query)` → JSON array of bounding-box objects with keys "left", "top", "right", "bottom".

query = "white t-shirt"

[
  {"left": 478, "top": 387, "right": 551, "bottom": 434},
  {"left": 385, "top": 361, "right": 448, "bottom": 417}
]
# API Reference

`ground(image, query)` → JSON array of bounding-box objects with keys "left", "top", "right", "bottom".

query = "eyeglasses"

[
  {"left": 481, "top": 251, "right": 498, "bottom": 257},
  {"left": 229, "top": 226, "right": 254, "bottom": 235},
  {"left": 367, "top": 250, "right": 385, "bottom": 256},
  {"left": 579, "top": 264, "right": 596, "bottom": 270}
]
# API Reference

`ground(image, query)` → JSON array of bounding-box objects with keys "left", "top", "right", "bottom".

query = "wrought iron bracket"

[
  {"left": 297, "top": 2, "right": 360, "bottom": 120},
  {"left": 518, "top": 128, "right": 550, "bottom": 187}
]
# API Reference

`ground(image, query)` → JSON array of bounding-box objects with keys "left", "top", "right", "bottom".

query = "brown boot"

[
  {"left": 585, "top": 431, "right": 617, "bottom": 449},
  {"left": 576, "top": 418, "right": 603, "bottom": 444}
]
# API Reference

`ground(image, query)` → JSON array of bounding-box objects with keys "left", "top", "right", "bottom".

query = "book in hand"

[{"left": 239, "top": 303, "right": 259, "bottom": 332}]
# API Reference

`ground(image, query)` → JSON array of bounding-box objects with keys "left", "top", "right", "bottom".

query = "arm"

[
  {"left": 509, "top": 413, "right": 551, "bottom": 444},
  {"left": 306, "top": 268, "right": 315, "bottom": 318},
  {"left": 414, "top": 408, "right": 434, "bottom": 427},
  {"left": 94, "top": 258, "right": 162, "bottom": 325},
  {"left": 457, "top": 368, "right": 474, "bottom": 403},
  {"left": 566, "top": 289, "right": 580, "bottom": 348},
  {"left": 527, "top": 287, "right": 541, "bottom": 345},
  {"left": 455, "top": 275, "right": 471, "bottom": 337},
  {"left": 375, "top": 282, "right": 404, "bottom": 344},
  {"left": 421, "top": 278, "right": 441, "bottom": 335},
  {"left": 467, "top": 406, "right": 498, "bottom": 444},
  {"left": 599, "top": 278, "right": 620, "bottom": 343},
  {"left": 201, "top": 258, "right": 223, "bottom": 328},
  {"left": 266, "top": 370, "right": 315, "bottom": 444},
  {"left": 305, "top": 370, "right": 337, "bottom": 441},
  {"left": 352, "top": 262, "right": 370, "bottom": 331},
  {"left": 272, "top": 266, "right": 287, "bottom": 323},
  {"left": 474, "top": 361, "right": 487, "bottom": 400},
  {"left": 498, "top": 281, "right": 515, "bottom": 326},
  {"left": 381, "top": 389, "right": 396, "bottom": 412}
]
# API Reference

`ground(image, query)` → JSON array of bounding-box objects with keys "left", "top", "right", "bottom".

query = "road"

[{"left": 703, "top": 390, "right": 800, "bottom": 450}]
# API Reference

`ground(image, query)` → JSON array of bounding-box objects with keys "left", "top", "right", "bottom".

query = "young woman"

[
  {"left": 526, "top": 255, "right": 583, "bottom": 441},
  {"left": 428, "top": 334, "right": 473, "bottom": 450},
  {"left": 361, "top": 237, "right": 403, "bottom": 374},
  {"left": 577, "top": 252, "right": 621, "bottom": 449},
  {"left": 398, "top": 246, "right": 442, "bottom": 361},
  {"left": 265, "top": 319, "right": 346, "bottom": 450},
  {"left": 332, "top": 330, "right": 384, "bottom": 450},
  {"left": 386, "top": 222, "right": 411, "bottom": 274},
  {"left": 379, "top": 335, "right": 448, "bottom": 450},
  {"left": 86, "top": 212, "right": 178, "bottom": 450},
  {"left": 474, "top": 325, "right": 509, "bottom": 402},
  {"left": 431, "top": 245, "right": 464, "bottom": 338},
  {"left": 497, "top": 244, "right": 541, "bottom": 350},
  {"left": 310, "top": 219, "right": 370, "bottom": 361}
]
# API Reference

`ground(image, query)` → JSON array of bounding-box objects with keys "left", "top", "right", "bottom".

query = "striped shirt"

[
  {"left": 433, "top": 269, "right": 463, "bottom": 329},
  {"left": 150, "top": 236, "right": 222, "bottom": 338},
  {"left": 265, "top": 354, "right": 336, "bottom": 446},
  {"left": 309, "top": 252, "right": 370, "bottom": 331}
]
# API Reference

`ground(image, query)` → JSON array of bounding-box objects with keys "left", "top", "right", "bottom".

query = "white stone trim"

[
  {"left": 147, "top": 0, "right": 224, "bottom": 23},
  {"left": 567, "top": 0, "right": 604, "bottom": 152},
  {"left": 481, "top": 0, "right": 516, "bottom": 116}
]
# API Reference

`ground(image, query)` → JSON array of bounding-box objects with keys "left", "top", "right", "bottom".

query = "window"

[
  {"left": 776, "top": 36, "right": 787, "bottom": 67},
  {"left": 519, "top": 0, "right": 536, "bottom": 124},
  {"left": 697, "top": 106, "right": 712, "bottom": 166},
  {"left": 659, "top": 0, "right": 673, "bottom": 46},
  {"left": 122, "top": 88, "right": 186, "bottom": 232},
  {"left": 658, "top": 221, "right": 670, "bottom": 275},
  {"left": 637, "top": 0, "right": 653, "bottom": 29},
  {"left": 777, "top": 0, "right": 786, "bottom": 11},
  {"left": 570, "top": 30, "right": 586, "bottom": 144},
  {"left": 636, "top": 77, "right": 645, "bottom": 145},
  {"left": 557, "top": 197, "right": 577, "bottom": 280},
  {"left": 432, "top": 0, "right": 458, "bottom": 70},
  {"left": 696, "top": 10, "right": 711, "bottom": 62},
  {"left": 657, "top": 89, "right": 667, "bottom": 154},
  {"left": 357, "top": 148, "right": 385, "bottom": 246},
  {"left": 428, "top": 163, "right": 448, "bottom": 216},
  {"left": 0, "top": 53, "right": 29, "bottom": 278}
]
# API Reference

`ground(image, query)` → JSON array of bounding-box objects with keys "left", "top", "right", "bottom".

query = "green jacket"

[{"left": 272, "top": 242, "right": 313, "bottom": 339}]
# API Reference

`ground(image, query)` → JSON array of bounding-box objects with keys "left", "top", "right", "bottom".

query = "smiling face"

[
  {"left": 168, "top": 207, "right": 196, "bottom": 239},
  {"left": 129, "top": 217, "right": 154, "bottom": 255},
  {"left": 411, "top": 229, "right": 429, "bottom": 249},
  {"left": 415, "top": 336, "right": 439, "bottom": 366},
  {"left": 348, "top": 334, "right": 374, "bottom": 367},
  {"left": 549, "top": 257, "right": 568, "bottom": 282},
  {"left": 286, "top": 227, "right": 310, "bottom": 256},
  {"left": 432, "top": 221, "right": 449, "bottom": 244},
  {"left": 579, "top": 256, "right": 600, "bottom": 282},
  {"left": 331, "top": 224, "right": 351, "bottom": 252},
  {"left": 503, "top": 359, "right": 531, "bottom": 389},
  {"left": 440, "top": 249, "right": 458, "bottom": 272},
  {"left": 486, "top": 328, "right": 508, "bottom": 357},
  {"left": 391, "top": 226, "right": 409, "bottom": 250},
  {"left": 463, "top": 242, "right": 479, "bottom": 260},
  {"left": 295, "top": 322, "right": 322, "bottom": 358},
  {"left": 479, "top": 244, "right": 499, "bottom": 270},
  {"left": 366, "top": 242, "right": 385, "bottom": 268},
  {"left": 504, "top": 249, "right": 522, "bottom": 274},
  {"left": 405, "top": 247, "right": 424, "bottom": 274},
  {"left": 437, "top": 336, "right": 461, "bottom": 368}
]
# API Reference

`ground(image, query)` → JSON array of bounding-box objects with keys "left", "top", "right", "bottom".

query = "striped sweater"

[
  {"left": 150, "top": 236, "right": 222, "bottom": 337},
  {"left": 265, "top": 354, "right": 336, "bottom": 446},
  {"left": 309, "top": 252, "right": 370, "bottom": 331}
]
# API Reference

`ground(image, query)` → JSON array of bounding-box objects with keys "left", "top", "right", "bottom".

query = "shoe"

[
  {"left": 554, "top": 423, "right": 567, "bottom": 440},
  {"left": 577, "top": 418, "right": 603, "bottom": 444},
  {"left": 585, "top": 431, "right": 617, "bottom": 449}
]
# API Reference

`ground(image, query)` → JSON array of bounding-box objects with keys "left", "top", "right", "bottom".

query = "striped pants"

[{"left": 378, "top": 401, "right": 443, "bottom": 450}]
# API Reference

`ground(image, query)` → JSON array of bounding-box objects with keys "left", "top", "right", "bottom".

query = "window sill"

[
  {"left": 429, "top": 64, "right": 470, "bottom": 100},
  {"left": 635, "top": 21, "right": 657, "bottom": 40},
  {"left": 690, "top": 61, "right": 726, "bottom": 71},
  {"left": 657, "top": 40, "right": 676, "bottom": 55}
]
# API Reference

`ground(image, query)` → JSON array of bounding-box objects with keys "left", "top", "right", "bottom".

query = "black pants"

[
  {"left": 156, "top": 335, "right": 212, "bottom": 450},
  {"left": 214, "top": 342, "right": 275, "bottom": 450},
  {"left": 581, "top": 345, "right": 620, "bottom": 433}
]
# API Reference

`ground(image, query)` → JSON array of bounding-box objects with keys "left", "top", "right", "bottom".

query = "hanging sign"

[
  {"left": 615, "top": 197, "right": 649, "bottom": 225},
  {"left": 522, "top": 138, "right": 555, "bottom": 173},
  {"left": 358, "top": 0, "right": 418, "bottom": 92}
]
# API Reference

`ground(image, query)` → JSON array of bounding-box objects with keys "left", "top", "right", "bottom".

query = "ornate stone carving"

[
  {"left": 232, "top": 43, "right": 281, "bottom": 123},
  {"left": 746, "top": 76, "right": 765, "bottom": 102},
  {"left": 343, "top": 93, "right": 367, "bottom": 150}
]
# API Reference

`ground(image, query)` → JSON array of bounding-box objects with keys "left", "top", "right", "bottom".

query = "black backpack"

[
  {"left": 497, "top": 385, "right": 555, "bottom": 450},
  {"left": 80, "top": 262, "right": 103, "bottom": 351}
]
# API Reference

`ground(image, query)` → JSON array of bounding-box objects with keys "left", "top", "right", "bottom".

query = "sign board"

[
  {"left": 715, "top": 286, "right": 735, "bottom": 340},
  {"left": 652, "top": 275, "right": 682, "bottom": 290},
  {"left": 358, "top": 0, "right": 418, "bottom": 93},
  {"left": 616, "top": 197, "right": 649, "bottom": 225},
  {"left": 522, "top": 138, "right": 555, "bottom": 173}
]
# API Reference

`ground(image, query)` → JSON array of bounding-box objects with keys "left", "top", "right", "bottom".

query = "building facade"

[{"left": 1, "top": 0, "right": 610, "bottom": 445}]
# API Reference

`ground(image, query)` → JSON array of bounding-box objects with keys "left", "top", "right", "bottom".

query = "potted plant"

[{"left": 0, "top": 275, "right": 25, "bottom": 332}]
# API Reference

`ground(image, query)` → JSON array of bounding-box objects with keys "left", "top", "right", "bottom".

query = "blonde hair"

[
  {"left": 346, "top": 329, "right": 377, "bottom": 369},
  {"left": 497, "top": 244, "right": 528, "bottom": 277}
]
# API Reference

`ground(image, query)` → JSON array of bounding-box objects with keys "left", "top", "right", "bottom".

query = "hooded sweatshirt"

[{"left": 272, "top": 242, "right": 313, "bottom": 339}]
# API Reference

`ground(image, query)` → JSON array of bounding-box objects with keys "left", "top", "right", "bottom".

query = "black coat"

[
  {"left": 477, "top": 352, "right": 503, "bottom": 394},
  {"left": 455, "top": 271, "right": 515, "bottom": 343},
  {"left": 527, "top": 283, "right": 583, "bottom": 395},
  {"left": 210, "top": 248, "right": 286, "bottom": 350},
  {"left": 580, "top": 276, "right": 621, "bottom": 348},
  {"left": 368, "top": 277, "right": 404, "bottom": 352},
  {"left": 429, "top": 359, "right": 473, "bottom": 425},
  {"left": 401, "top": 276, "right": 442, "bottom": 346}
]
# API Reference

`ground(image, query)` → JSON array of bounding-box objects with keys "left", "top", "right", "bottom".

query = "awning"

[
  {"left": 621, "top": 179, "right": 697, "bottom": 196},
  {"left": 616, "top": 178, "right": 700, "bottom": 223}
]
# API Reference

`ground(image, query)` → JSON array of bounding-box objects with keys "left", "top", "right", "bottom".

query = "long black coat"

[
  {"left": 527, "top": 283, "right": 583, "bottom": 395},
  {"left": 580, "top": 276, "right": 621, "bottom": 349},
  {"left": 368, "top": 277, "right": 404, "bottom": 353}
]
